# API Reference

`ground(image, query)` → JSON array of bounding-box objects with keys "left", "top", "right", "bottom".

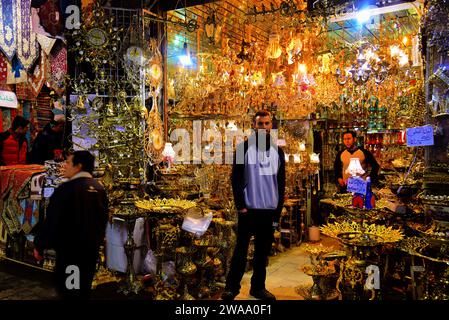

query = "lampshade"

[
  {"left": 299, "top": 141, "right": 306, "bottom": 151},
  {"left": 310, "top": 153, "right": 320, "bottom": 164},
  {"left": 346, "top": 158, "right": 365, "bottom": 177},
  {"left": 293, "top": 154, "right": 301, "bottom": 163},
  {"left": 162, "top": 142, "right": 176, "bottom": 162},
  {"left": 284, "top": 153, "right": 290, "bottom": 162}
]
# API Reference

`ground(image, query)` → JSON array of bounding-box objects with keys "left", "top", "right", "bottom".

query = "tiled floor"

[{"left": 235, "top": 235, "right": 341, "bottom": 300}]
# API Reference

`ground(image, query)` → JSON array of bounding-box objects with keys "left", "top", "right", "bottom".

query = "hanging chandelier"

[{"left": 335, "top": 42, "right": 389, "bottom": 86}]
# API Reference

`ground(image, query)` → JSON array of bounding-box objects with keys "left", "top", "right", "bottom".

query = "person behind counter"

[
  {"left": 0, "top": 115, "right": 30, "bottom": 166},
  {"left": 34, "top": 150, "right": 108, "bottom": 300},
  {"left": 334, "top": 130, "right": 380, "bottom": 193},
  {"left": 29, "top": 118, "right": 65, "bottom": 164}
]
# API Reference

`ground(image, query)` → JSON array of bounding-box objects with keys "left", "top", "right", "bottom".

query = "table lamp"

[
  {"left": 162, "top": 142, "right": 176, "bottom": 172},
  {"left": 345, "top": 158, "right": 365, "bottom": 177}
]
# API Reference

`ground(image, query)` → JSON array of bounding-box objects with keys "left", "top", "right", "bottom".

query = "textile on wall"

[
  {"left": 0, "top": 0, "right": 17, "bottom": 61},
  {"left": 6, "top": 56, "right": 27, "bottom": 84},
  {"left": 0, "top": 52, "right": 7, "bottom": 82},
  {"left": 15, "top": 83, "right": 32, "bottom": 100},
  {"left": 36, "top": 33, "right": 56, "bottom": 55},
  {"left": 27, "top": 49, "right": 48, "bottom": 98},
  {"left": 38, "top": 0, "right": 63, "bottom": 37},
  {"left": 32, "top": 6, "right": 57, "bottom": 55},
  {"left": 48, "top": 43, "right": 66, "bottom": 96},
  {"left": 19, "top": 198, "right": 39, "bottom": 234},
  {"left": 1, "top": 108, "right": 11, "bottom": 130},
  {"left": 22, "top": 100, "right": 32, "bottom": 151},
  {"left": 17, "top": 0, "right": 39, "bottom": 71},
  {"left": 0, "top": 166, "right": 45, "bottom": 235}
]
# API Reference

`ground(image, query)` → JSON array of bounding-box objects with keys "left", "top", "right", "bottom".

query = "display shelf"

[
  {"left": 366, "top": 129, "right": 404, "bottom": 134},
  {"left": 169, "top": 113, "right": 242, "bottom": 121}
]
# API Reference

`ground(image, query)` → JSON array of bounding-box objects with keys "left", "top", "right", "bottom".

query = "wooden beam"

[{"left": 157, "top": 0, "right": 220, "bottom": 12}]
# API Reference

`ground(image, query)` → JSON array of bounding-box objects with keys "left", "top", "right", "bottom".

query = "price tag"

[
  {"left": 406, "top": 125, "right": 434, "bottom": 147},
  {"left": 347, "top": 177, "right": 367, "bottom": 195},
  {"left": 43, "top": 187, "right": 55, "bottom": 198}
]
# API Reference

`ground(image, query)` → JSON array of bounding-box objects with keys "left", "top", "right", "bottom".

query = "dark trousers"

[
  {"left": 225, "top": 210, "right": 274, "bottom": 292},
  {"left": 55, "top": 252, "right": 98, "bottom": 300}
]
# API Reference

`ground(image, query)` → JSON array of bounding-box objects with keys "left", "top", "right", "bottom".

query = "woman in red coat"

[{"left": 0, "top": 116, "right": 29, "bottom": 166}]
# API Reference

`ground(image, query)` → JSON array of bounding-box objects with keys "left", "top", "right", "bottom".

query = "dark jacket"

[
  {"left": 231, "top": 135, "right": 286, "bottom": 223},
  {"left": 0, "top": 130, "right": 28, "bottom": 166},
  {"left": 34, "top": 175, "right": 108, "bottom": 259},
  {"left": 29, "top": 123, "right": 64, "bottom": 164}
]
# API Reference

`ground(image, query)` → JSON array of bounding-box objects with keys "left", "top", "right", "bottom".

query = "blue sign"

[
  {"left": 406, "top": 125, "right": 434, "bottom": 147},
  {"left": 347, "top": 177, "right": 367, "bottom": 195}
]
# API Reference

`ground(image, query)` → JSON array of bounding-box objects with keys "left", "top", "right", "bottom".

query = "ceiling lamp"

[
  {"left": 178, "top": 42, "right": 192, "bottom": 66},
  {"left": 357, "top": 9, "right": 371, "bottom": 24},
  {"left": 335, "top": 42, "right": 389, "bottom": 85},
  {"left": 286, "top": 33, "right": 303, "bottom": 64},
  {"left": 204, "top": 11, "right": 222, "bottom": 45}
]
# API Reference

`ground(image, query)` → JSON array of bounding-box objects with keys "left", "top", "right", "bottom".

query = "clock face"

[
  {"left": 126, "top": 46, "right": 144, "bottom": 65},
  {"left": 149, "top": 63, "right": 162, "bottom": 81},
  {"left": 86, "top": 28, "right": 108, "bottom": 47}
]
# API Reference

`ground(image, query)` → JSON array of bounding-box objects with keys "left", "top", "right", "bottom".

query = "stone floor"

[
  {"left": 236, "top": 235, "right": 341, "bottom": 300},
  {"left": 0, "top": 235, "right": 341, "bottom": 300}
]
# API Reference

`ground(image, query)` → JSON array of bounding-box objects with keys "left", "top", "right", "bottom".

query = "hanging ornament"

[
  {"left": 266, "top": 31, "right": 282, "bottom": 59},
  {"left": 146, "top": 38, "right": 163, "bottom": 94},
  {"left": 286, "top": 32, "right": 302, "bottom": 64},
  {"left": 204, "top": 11, "right": 222, "bottom": 45}
]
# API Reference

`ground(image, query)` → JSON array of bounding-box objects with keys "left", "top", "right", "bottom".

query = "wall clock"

[
  {"left": 126, "top": 46, "right": 145, "bottom": 66},
  {"left": 86, "top": 28, "right": 108, "bottom": 47},
  {"left": 69, "top": 2, "right": 122, "bottom": 69}
]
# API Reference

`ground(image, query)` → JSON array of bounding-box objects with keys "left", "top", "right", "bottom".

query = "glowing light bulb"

[
  {"left": 357, "top": 10, "right": 371, "bottom": 24},
  {"left": 298, "top": 63, "right": 307, "bottom": 74},
  {"left": 402, "top": 36, "right": 408, "bottom": 46}
]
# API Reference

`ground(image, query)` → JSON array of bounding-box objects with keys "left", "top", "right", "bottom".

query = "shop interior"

[{"left": 0, "top": 0, "right": 448, "bottom": 300}]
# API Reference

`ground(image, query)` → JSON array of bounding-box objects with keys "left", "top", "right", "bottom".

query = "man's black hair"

[
  {"left": 71, "top": 150, "right": 95, "bottom": 174},
  {"left": 11, "top": 116, "right": 30, "bottom": 131},
  {"left": 343, "top": 130, "right": 357, "bottom": 138},
  {"left": 253, "top": 110, "right": 272, "bottom": 122}
]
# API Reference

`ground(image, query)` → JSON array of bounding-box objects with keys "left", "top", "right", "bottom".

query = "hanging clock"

[
  {"left": 146, "top": 38, "right": 163, "bottom": 89},
  {"left": 86, "top": 28, "right": 108, "bottom": 47},
  {"left": 126, "top": 46, "right": 145, "bottom": 66},
  {"left": 69, "top": 1, "right": 122, "bottom": 69},
  {"left": 148, "top": 63, "right": 162, "bottom": 83}
]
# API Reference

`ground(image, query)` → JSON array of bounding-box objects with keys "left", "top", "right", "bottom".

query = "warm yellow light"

[
  {"left": 402, "top": 36, "right": 408, "bottom": 46},
  {"left": 298, "top": 63, "right": 307, "bottom": 74},
  {"left": 390, "top": 45, "right": 400, "bottom": 57}
]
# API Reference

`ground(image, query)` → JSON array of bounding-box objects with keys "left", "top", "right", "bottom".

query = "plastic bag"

[
  {"left": 181, "top": 210, "right": 213, "bottom": 237},
  {"left": 143, "top": 250, "right": 175, "bottom": 283}
]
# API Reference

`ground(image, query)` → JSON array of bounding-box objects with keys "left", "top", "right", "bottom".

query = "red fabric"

[
  {"left": 38, "top": 0, "right": 63, "bottom": 37},
  {"left": 0, "top": 165, "right": 46, "bottom": 233},
  {"left": 16, "top": 83, "right": 32, "bottom": 100},
  {"left": 27, "top": 52, "right": 47, "bottom": 98},
  {"left": 0, "top": 53, "right": 7, "bottom": 83},
  {"left": 49, "top": 45, "right": 66, "bottom": 95},
  {"left": 1, "top": 132, "right": 27, "bottom": 165}
]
